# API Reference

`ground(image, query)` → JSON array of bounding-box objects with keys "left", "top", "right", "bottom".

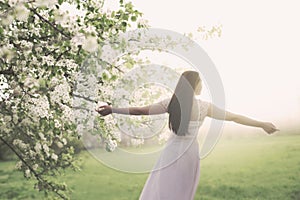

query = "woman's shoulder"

[
  {"left": 198, "top": 98, "right": 211, "bottom": 106},
  {"left": 194, "top": 96, "right": 210, "bottom": 105},
  {"left": 192, "top": 97, "right": 210, "bottom": 119},
  {"left": 197, "top": 98, "right": 211, "bottom": 118},
  {"left": 159, "top": 96, "right": 211, "bottom": 106}
]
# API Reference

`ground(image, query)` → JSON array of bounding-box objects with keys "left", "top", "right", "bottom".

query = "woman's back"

[
  {"left": 139, "top": 97, "right": 209, "bottom": 200},
  {"left": 159, "top": 96, "right": 210, "bottom": 134}
]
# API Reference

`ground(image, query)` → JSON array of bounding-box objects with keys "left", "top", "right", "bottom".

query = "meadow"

[{"left": 0, "top": 132, "right": 299, "bottom": 200}]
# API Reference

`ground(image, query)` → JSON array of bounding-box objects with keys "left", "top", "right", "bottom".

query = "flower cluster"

[
  {"left": 105, "top": 138, "right": 117, "bottom": 152},
  {"left": 131, "top": 138, "right": 144, "bottom": 147},
  {"left": 0, "top": 74, "right": 13, "bottom": 102}
]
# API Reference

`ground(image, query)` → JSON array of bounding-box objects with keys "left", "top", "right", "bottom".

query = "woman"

[{"left": 96, "top": 70, "right": 279, "bottom": 200}]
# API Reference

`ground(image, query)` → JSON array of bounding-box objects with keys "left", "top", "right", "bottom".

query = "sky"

[{"left": 103, "top": 0, "right": 300, "bottom": 132}]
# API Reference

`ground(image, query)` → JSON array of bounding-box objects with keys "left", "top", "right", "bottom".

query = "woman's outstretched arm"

[
  {"left": 206, "top": 103, "right": 279, "bottom": 134},
  {"left": 95, "top": 100, "right": 168, "bottom": 116}
]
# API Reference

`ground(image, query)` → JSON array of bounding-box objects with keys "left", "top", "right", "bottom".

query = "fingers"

[
  {"left": 95, "top": 109, "right": 105, "bottom": 116},
  {"left": 96, "top": 105, "right": 106, "bottom": 111},
  {"left": 272, "top": 126, "right": 280, "bottom": 132},
  {"left": 95, "top": 108, "right": 105, "bottom": 114},
  {"left": 95, "top": 105, "right": 111, "bottom": 117},
  {"left": 95, "top": 108, "right": 102, "bottom": 112},
  {"left": 95, "top": 105, "right": 107, "bottom": 112},
  {"left": 270, "top": 123, "right": 280, "bottom": 132},
  {"left": 268, "top": 127, "right": 280, "bottom": 134}
]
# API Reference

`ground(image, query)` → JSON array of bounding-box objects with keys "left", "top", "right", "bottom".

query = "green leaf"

[
  {"left": 110, "top": 75, "right": 117, "bottom": 81},
  {"left": 130, "top": 16, "right": 137, "bottom": 22},
  {"left": 102, "top": 72, "right": 108, "bottom": 80},
  {"left": 123, "top": 14, "right": 129, "bottom": 21},
  {"left": 121, "top": 21, "right": 127, "bottom": 27}
]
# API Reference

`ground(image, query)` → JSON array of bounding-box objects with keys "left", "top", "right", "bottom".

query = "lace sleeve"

[{"left": 200, "top": 100, "right": 211, "bottom": 120}]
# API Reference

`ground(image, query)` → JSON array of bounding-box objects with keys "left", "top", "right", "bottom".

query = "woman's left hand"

[{"left": 95, "top": 105, "right": 112, "bottom": 116}]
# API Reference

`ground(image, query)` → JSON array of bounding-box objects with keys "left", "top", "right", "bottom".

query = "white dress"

[{"left": 139, "top": 97, "right": 210, "bottom": 200}]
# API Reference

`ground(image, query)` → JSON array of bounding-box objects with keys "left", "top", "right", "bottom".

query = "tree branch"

[
  {"left": 0, "top": 135, "right": 67, "bottom": 199},
  {"left": 0, "top": 68, "right": 14, "bottom": 75},
  {"left": 73, "top": 93, "right": 97, "bottom": 103},
  {"left": 29, "top": 8, "right": 71, "bottom": 40}
]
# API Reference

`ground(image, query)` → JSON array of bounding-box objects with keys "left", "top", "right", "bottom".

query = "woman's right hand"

[
  {"left": 261, "top": 122, "right": 279, "bottom": 134},
  {"left": 95, "top": 105, "right": 112, "bottom": 116}
]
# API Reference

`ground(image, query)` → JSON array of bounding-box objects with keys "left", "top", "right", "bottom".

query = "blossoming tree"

[{"left": 0, "top": 0, "right": 146, "bottom": 198}]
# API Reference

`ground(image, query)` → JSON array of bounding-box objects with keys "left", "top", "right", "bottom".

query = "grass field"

[{"left": 0, "top": 132, "right": 299, "bottom": 200}]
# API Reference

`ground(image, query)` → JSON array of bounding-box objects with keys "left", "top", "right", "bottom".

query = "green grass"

[
  {"left": 197, "top": 133, "right": 300, "bottom": 200},
  {"left": 0, "top": 133, "right": 300, "bottom": 200}
]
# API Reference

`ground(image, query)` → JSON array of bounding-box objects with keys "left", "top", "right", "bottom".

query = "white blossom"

[
  {"left": 42, "top": 144, "right": 50, "bottom": 157},
  {"left": 8, "top": 0, "right": 26, "bottom": 6},
  {"left": 29, "top": 150, "right": 36, "bottom": 157},
  {"left": 33, "top": 0, "right": 57, "bottom": 8},
  {"left": 1, "top": 15, "right": 14, "bottom": 26},
  {"left": 23, "top": 76, "right": 39, "bottom": 89},
  {"left": 82, "top": 35, "right": 98, "bottom": 53},
  {"left": 158, "top": 130, "right": 171, "bottom": 144},
  {"left": 62, "top": 138, "right": 67, "bottom": 145},
  {"left": 131, "top": 138, "right": 144, "bottom": 147},
  {"left": 14, "top": 3, "right": 30, "bottom": 22},
  {"left": 49, "top": 76, "right": 60, "bottom": 87},
  {"left": 0, "top": 74, "right": 13, "bottom": 102},
  {"left": 56, "top": 141, "right": 63, "bottom": 148},
  {"left": 105, "top": 139, "right": 117, "bottom": 152},
  {"left": 15, "top": 161, "right": 23, "bottom": 170},
  {"left": 54, "top": 2, "right": 86, "bottom": 29},
  {"left": 34, "top": 143, "right": 42, "bottom": 153},
  {"left": 84, "top": 25, "right": 97, "bottom": 35},
  {"left": 61, "top": 104, "right": 74, "bottom": 122},
  {"left": 38, "top": 9, "right": 50, "bottom": 20},
  {"left": 71, "top": 33, "right": 85, "bottom": 46},
  {"left": 49, "top": 77, "right": 72, "bottom": 105},
  {"left": 38, "top": 132, "right": 46, "bottom": 141},
  {"left": 28, "top": 95, "right": 50, "bottom": 119},
  {"left": 8, "top": 0, "right": 19, "bottom": 6},
  {"left": 111, "top": 28, "right": 117, "bottom": 35},
  {"left": 54, "top": 119, "right": 61, "bottom": 128},
  {"left": 0, "top": 46, "right": 14, "bottom": 62},
  {"left": 100, "top": 44, "right": 120, "bottom": 63},
  {"left": 32, "top": 164, "right": 38, "bottom": 171},
  {"left": 42, "top": 55, "right": 55, "bottom": 66},
  {"left": 19, "top": 40, "right": 33, "bottom": 50},
  {"left": 59, "top": 2, "right": 86, "bottom": 17},
  {"left": 137, "top": 18, "right": 149, "bottom": 27},
  {"left": 13, "top": 139, "right": 28, "bottom": 149},
  {"left": 56, "top": 59, "right": 78, "bottom": 72},
  {"left": 111, "top": 131, "right": 121, "bottom": 143},
  {"left": 51, "top": 153, "right": 58, "bottom": 161},
  {"left": 25, "top": 169, "right": 31, "bottom": 178}
]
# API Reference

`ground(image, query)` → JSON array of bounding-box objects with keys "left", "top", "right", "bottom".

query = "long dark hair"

[{"left": 167, "top": 71, "right": 201, "bottom": 136}]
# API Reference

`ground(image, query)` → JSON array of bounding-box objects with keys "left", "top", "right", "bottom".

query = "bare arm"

[
  {"left": 95, "top": 99, "right": 169, "bottom": 116},
  {"left": 206, "top": 103, "right": 279, "bottom": 134}
]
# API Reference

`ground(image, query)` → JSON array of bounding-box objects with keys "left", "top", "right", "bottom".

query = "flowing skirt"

[{"left": 139, "top": 134, "right": 201, "bottom": 200}]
